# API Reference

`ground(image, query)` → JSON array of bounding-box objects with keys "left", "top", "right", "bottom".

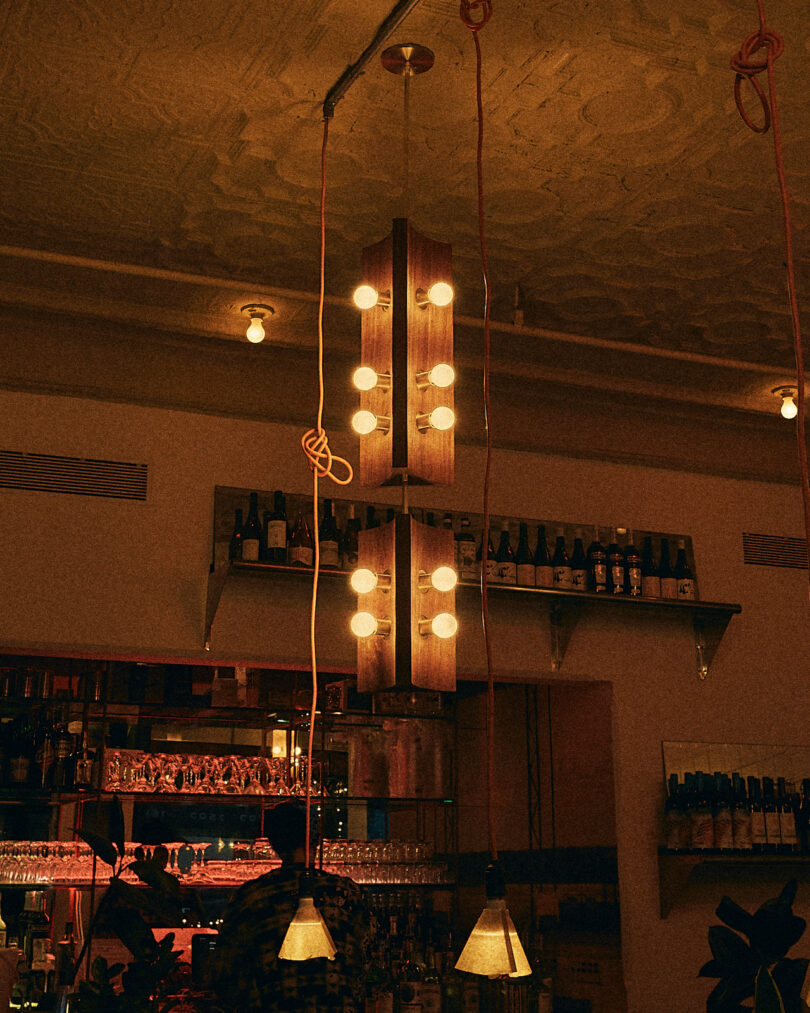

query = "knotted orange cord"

[
  {"left": 732, "top": 1, "right": 810, "bottom": 600},
  {"left": 301, "top": 118, "right": 354, "bottom": 872}
]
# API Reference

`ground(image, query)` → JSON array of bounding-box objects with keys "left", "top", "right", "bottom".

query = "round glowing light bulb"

[
  {"left": 431, "top": 566, "right": 458, "bottom": 592},
  {"left": 427, "top": 282, "right": 454, "bottom": 307},
  {"left": 781, "top": 394, "right": 798, "bottom": 420},
  {"left": 353, "top": 366, "right": 379, "bottom": 391},
  {"left": 246, "top": 316, "right": 266, "bottom": 343},
  {"left": 351, "top": 568, "right": 378, "bottom": 594},
  {"left": 429, "top": 406, "right": 455, "bottom": 431},
  {"left": 431, "top": 612, "right": 458, "bottom": 639},
  {"left": 353, "top": 285, "right": 380, "bottom": 310},
  {"left": 428, "top": 363, "right": 455, "bottom": 388},
  {"left": 350, "top": 611, "right": 379, "bottom": 638},
  {"left": 352, "top": 410, "right": 379, "bottom": 435}
]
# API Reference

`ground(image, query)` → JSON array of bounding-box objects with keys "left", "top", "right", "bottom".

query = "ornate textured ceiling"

[{"left": 0, "top": 0, "right": 808, "bottom": 432}]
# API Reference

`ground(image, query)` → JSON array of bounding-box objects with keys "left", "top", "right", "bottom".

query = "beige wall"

[{"left": 3, "top": 388, "right": 810, "bottom": 1012}]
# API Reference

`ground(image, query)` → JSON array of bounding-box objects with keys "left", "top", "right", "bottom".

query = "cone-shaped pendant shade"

[
  {"left": 455, "top": 898, "right": 531, "bottom": 978},
  {"left": 278, "top": 896, "right": 337, "bottom": 961}
]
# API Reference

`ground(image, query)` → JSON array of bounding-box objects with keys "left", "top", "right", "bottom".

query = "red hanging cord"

[
  {"left": 732, "top": 1, "right": 810, "bottom": 601},
  {"left": 301, "top": 118, "right": 354, "bottom": 872},
  {"left": 459, "top": 0, "right": 497, "bottom": 863}
]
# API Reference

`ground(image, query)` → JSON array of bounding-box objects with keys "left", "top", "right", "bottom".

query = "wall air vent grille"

[
  {"left": 0, "top": 450, "right": 147, "bottom": 500},
  {"left": 742, "top": 532, "right": 807, "bottom": 570}
]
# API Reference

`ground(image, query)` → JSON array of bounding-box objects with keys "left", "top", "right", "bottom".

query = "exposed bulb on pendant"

[
  {"left": 352, "top": 410, "right": 390, "bottom": 435},
  {"left": 241, "top": 303, "right": 274, "bottom": 344}
]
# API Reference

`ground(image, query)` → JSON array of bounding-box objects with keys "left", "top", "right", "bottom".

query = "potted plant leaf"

[{"left": 700, "top": 879, "right": 809, "bottom": 1013}]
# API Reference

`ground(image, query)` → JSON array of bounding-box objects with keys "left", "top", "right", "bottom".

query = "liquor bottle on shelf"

[
  {"left": 52, "top": 714, "right": 74, "bottom": 791},
  {"left": 241, "top": 492, "right": 263, "bottom": 562},
  {"left": 73, "top": 729, "right": 98, "bottom": 789},
  {"left": 55, "top": 922, "right": 76, "bottom": 987},
  {"left": 624, "top": 530, "right": 642, "bottom": 596},
  {"left": 586, "top": 526, "right": 607, "bottom": 593},
  {"left": 690, "top": 772, "right": 714, "bottom": 851},
  {"left": 748, "top": 776, "right": 768, "bottom": 853},
  {"left": 658, "top": 538, "right": 677, "bottom": 599},
  {"left": 496, "top": 521, "right": 516, "bottom": 585},
  {"left": 319, "top": 498, "right": 340, "bottom": 569},
  {"left": 798, "top": 779, "right": 810, "bottom": 853},
  {"left": 288, "top": 511, "right": 314, "bottom": 567},
  {"left": 398, "top": 936, "right": 423, "bottom": 1011},
  {"left": 421, "top": 944, "right": 442, "bottom": 1012},
  {"left": 341, "top": 505, "right": 360, "bottom": 571},
  {"left": 534, "top": 524, "right": 554, "bottom": 589},
  {"left": 570, "top": 528, "right": 587, "bottom": 590},
  {"left": 551, "top": 527, "right": 572, "bottom": 589},
  {"left": 641, "top": 536, "right": 660, "bottom": 598},
  {"left": 441, "top": 934, "right": 464, "bottom": 1012},
  {"left": 731, "top": 773, "right": 752, "bottom": 851},
  {"left": 8, "top": 718, "right": 32, "bottom": 786},
  {"left": 455, "top": 517, "right": 477, "bottom": 581},
  {"left": 228, "top": 508, "right": 244, "bottom": 561},
  {"left": 515, "top": 522, "right": 535, "bottom": 587},
  {"left": 606, "top": 528, "right": 624, "bottom": 595},
  {"left": 265, "top": 491, "right": 288, "bottom": 564},
  {"left": 479, "top": 529, "right": 498, "bottom": 585},
  {"left": 674, "top": 539, "right": 697, "bottom": 600},
  {"left": 19, "top": 890, "right": 49, "bottom": 968},
  {"left": 33, "top": 723, "right": 55, "bottom": 790},
  {"left": 664, "top": 773, "right": 687, "bottom": 851},
  {"left": 776, "top": 777, "right": 798, "bottom": 853},
  {"left": 713, "top": 773, "right": 734, "bottom": 851},
  {"left": 761, "top": 777, "right": 781, "bottom": 854}
]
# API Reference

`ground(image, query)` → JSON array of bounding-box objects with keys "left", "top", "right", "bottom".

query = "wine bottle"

[
  {"left": 776, "top": 777, "right": 798, "bottom": 854},
  {"left": 260, "top": 510, "right": 271, "bottom": 561},
  {"left": 20, "top": 890, "right": 49, "bottom": 968},
  {"left": 398, "top": 937, "right": 423, "bottom": 1011},
  {"left": 552, "top": 527, "right": 572, "bottom": 588},
  {"left": 690, "top": 771, "right": 715, "bottom": 851},
  {"left": 748, "top": 776, "right": 767, "bottom": 853},
  {"left": 640, "top": 536, "right": 660, "bottom": 598},
  {"left": 52, "top": 715, "right": 74, "bottom": 791},
  {"left": 674, "top": 539, "right": 697, "bottom": 600},
  {"left": 586, "top": 526, "right": 607, "bottom": 593},
  {"left": 228, "top": 508, "right": 243, "bottom": 561},
  {"left": 34, "top": 723, "right": 55, "bottom": 790},
  {"left": 798, "top": 779, "right": 810, "bottom": 854},
  {"left": 8, "top": 718, "right": 32, "bottom": 787},
  {"left": 496, "top": 520, "right": 516, "bottom": 585},
  {"left": 664, "top": 773, "right": 686, "bottom": 852},
  {"left": 515, "top": 522, "right": 534, "bottom": 586},
  {"left": 479, "top": 530, "right": 498, "bottom": 585},
  {"left": 340, "top": 504, "right": 360, "bottom": 571},
  {"left": 241, "top": 492, "right": 262, "bottom": 562},
  {"left": 73, "top": 729, "right": 97, "bottom": 789},
  {"left": 762, "top": 777, "right": 781, "bottom": 854},
  {"left": 624, "top": 529, "right": 642, "bottom": 596},
  {"left": 606, "top": 528, "right": 624, "bottom": 594},
  {"left": 288, "top": 511, "right": 313, "bottom": 567},
  {"left": 455, "top": 517, "right": 477, "bottom": 581},
  {"left": 731, "top": 773, "right": 752, "bottom": 851},
  {"left": 319, "top": 498, "right": 340, "bottom": 569},
  {"left": 570, "top": 528, "right": 587, "bottom": 590},
  {"left": 658, "top": 538, "right": 677, "bottom": 598},
  {"left": 421, "top": 944, "right": 442, "bottom": 1012},
  {"left": 265, "top": 491, "right": 288, "bottom": 564},
  {"left": 56, "top": 921, "right": 76, "bottom": 987},
  {"left": 534, "top": 524, "right": 554, "bottom": 589},
  {"left": 713, "top": 773, "right": 734, "bottom": 851}
]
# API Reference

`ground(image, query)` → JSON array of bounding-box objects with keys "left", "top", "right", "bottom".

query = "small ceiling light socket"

[
  {"left": 241, "top": 303, "right": 275, "bottom": 343},
  {"left": 772, "top": 385, "right": 799, "bottom": 420}
]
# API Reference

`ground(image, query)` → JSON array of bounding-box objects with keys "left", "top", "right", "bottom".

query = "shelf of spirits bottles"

[
  {"left": 205, "top": 559, "right": 740, "bottom": 678},
  {"left": 658, "top": 848, "right": 810, "bottom": 917}
]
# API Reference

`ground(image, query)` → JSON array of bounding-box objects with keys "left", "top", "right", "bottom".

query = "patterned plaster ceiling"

[{"left": 0, "top": 0, "right": 808, "bottom": 412}]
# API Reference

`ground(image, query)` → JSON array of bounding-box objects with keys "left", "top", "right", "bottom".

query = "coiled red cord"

[
  {"left": 460, "top": 0, "right": 498, "bottom": 864},
  {"left": 732, "top": 1, "right": 810, "bottom": 599}
]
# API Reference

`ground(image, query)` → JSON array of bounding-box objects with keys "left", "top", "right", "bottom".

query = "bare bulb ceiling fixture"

[
  {"left": 772, "top": 385, "right": 799, "bottom": 419},
  {"left": 240, "top": 303, "right": 275, "bottom": 343}
]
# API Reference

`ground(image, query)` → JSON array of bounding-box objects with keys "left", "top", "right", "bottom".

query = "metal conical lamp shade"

[
  {"left": 455, "top": 898, "right": 531, "bottom": 978},
  {"left": 278, "top": 896, "right": 337, "bottom": 962}
]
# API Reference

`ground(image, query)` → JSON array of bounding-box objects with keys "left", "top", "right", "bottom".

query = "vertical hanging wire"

[{"left": 402, "top": 69, "right": 411, "bottom": 220}]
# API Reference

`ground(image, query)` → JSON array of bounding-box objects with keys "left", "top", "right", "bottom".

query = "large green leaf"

[
  {"left": 128, "top": 860, "right": 185, "bottom": 900},
  {"left": 771, "top": 957, "right": 810, "bottom": 1013},
  {"left": 706, "top": 973, "right": 755, "bottom": 1012},
  {"left": 754, "top": 966, "right": 786, "bottom": 1013},
  {"left": 751, "top": 903, "right": 806, "bottom": 964},
  {"left": 708, "top": 925, "right": 758, "bottom": 976},
  {"left": 109, "top": 795, "right": 126, "bottom": 860},
  {"left": 717, "top": 896, "right": 756, "bottom": 939},
  {"left": 73, "top": 828, "right": 118, "bottom": 870}
]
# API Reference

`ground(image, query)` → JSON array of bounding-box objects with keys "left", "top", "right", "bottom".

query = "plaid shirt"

[{"left": 211, "top": 864, "right": 374, "bottom": 1012}]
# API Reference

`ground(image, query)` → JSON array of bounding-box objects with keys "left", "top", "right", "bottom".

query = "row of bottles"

[
  {"left": 479, "top": 525, "right": 697, "bottom": 600},
  {"left": 225, "top": 491, "right": 698, "bottom": 600},
  {"left": 1, "top": 711, "right": 98, "bottom": 791},
  {"left": 663, "top": 771, "right": 810, "bottom": 853},
  {"left": 364, "top": 891, "right": 553, "bottom": 1012},
  {"left": 3, "top": 891, "right": 77, "bottom": 1010}
]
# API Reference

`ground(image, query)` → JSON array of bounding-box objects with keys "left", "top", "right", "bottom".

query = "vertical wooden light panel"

[
  {"left": 357, "top": 218, "right": 453, "bottom": 488},
  {"left": 355, "top": 515, "right": 455, "bottom": 694}
]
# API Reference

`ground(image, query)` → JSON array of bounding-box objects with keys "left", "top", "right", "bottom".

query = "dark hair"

[{"left": 266, "top": 802, "right": 317, "bottom": 857}]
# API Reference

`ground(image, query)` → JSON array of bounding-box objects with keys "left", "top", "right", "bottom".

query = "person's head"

[{"left": 266, "top": 802, "right": 318, "bottom": 860}]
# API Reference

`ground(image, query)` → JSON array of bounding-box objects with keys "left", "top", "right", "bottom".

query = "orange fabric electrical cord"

[
  {"left": 300, "top": 118, "right": 354, "bottom": 870},
  {"left": 459, "top": 0, "right": 497, "bottom": 863},
  {"left": 732, "top": 1, "right": 810, "bottom": 601}
]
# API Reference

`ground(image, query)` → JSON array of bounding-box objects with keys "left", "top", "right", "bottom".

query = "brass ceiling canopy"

[{"left": 380, "top": 43, "right": 435, "bottom": 76}]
